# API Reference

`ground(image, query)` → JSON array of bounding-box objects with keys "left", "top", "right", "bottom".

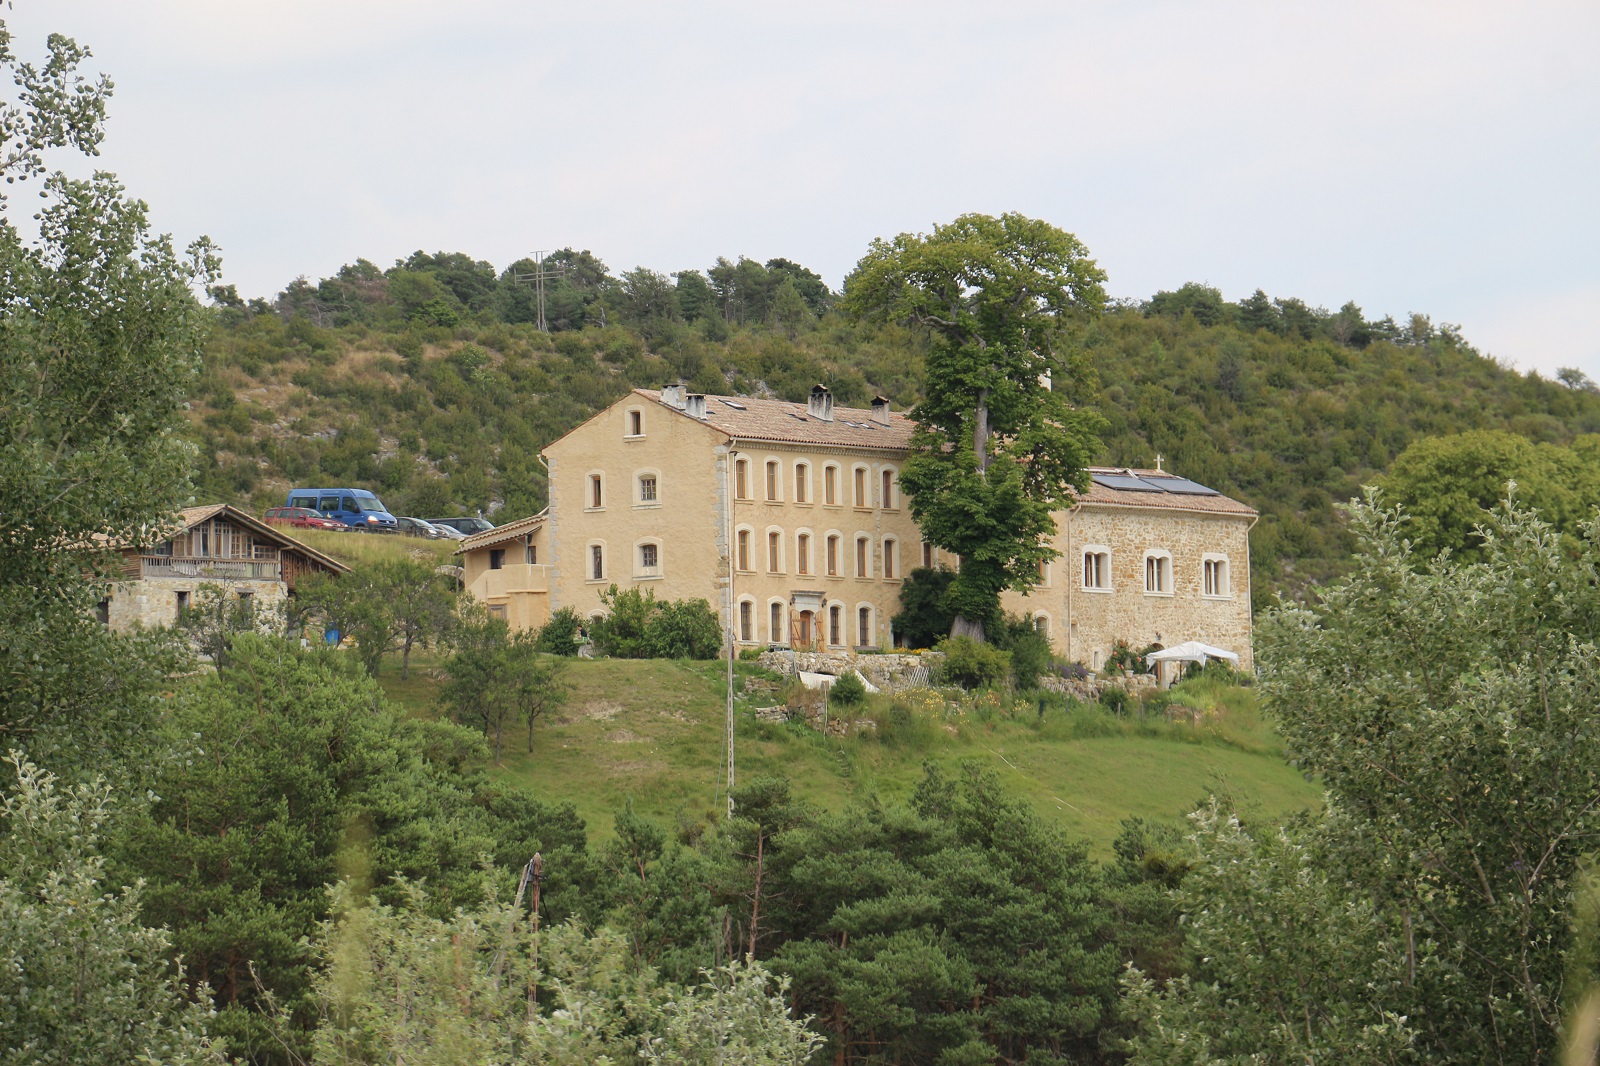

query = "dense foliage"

[
  {"left": 1125, "top": 498, "right": 1600, "bottom": 1061},
  {"left": 184, "top": 258, "right": 1600, "bottom": 609}
]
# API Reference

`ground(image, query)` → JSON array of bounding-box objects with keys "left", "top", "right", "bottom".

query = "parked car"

[
  {"left": 425, "top": 522, "right": 466, "bottom": 541},
  {"left": 264, "top": 505, "right": 346, "bottom": 531},
  {"left": 394, "top": 516, "right": 448, "bottom": 539},
  {"left": 286, "top": 487, "right": 398, "bottom": 531},
  {"left": 427, "top": 516, "right": 495, "bottom": 536}
]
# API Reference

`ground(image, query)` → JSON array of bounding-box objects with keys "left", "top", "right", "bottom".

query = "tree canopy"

[{"left": 843, "top": 212, "right": 1107, "bottom": 639}]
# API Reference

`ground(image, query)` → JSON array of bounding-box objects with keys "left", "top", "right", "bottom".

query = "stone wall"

[
  {"left": 754, "top": 649, "right": 934, "bottom": 692},
  {"left": 106, "top": 576, "right": 288, "bottom": 632}
]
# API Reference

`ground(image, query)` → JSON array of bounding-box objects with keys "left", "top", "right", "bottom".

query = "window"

[
  {"left": 176, "top": 590, "right": 190, "bottom": 616},
  {"left": 824, "top": 465, "right": 838, "bottom": 505},
  {"left": 527, "top": 543, "right": 538, "bottom": 564},
  {"left": 853, "top": 467, "right": 867, "bottom": 508},
  {"left": 827, "top": 534, "right": 840, "bottom": 576},
  {"left": 628, "top": 409, "right": 643, "bottom": 436},
  {"left": 238, "top": 591, "right": 254, "bottom": 615},
  {"left": 737, "top": 530, "right": 751, "bottom": 571},
  {"left": 489, "top": 548, "right": 506, "bottom": 570},
  {"left": 96, "top": 598, "right": 110, "bottom": 626},
  {"left": 922, "top": 542, "right": 934, "bottom": 569},
  {"left": 591, "top": 544, "right": 604, "bottom": 580},
  {"left": 589, "top": 474, "right": 604, "bottom": 509},
  {"left": 881, "top": 469, "right": 895, "bottom": 508},
  {"left": 857, "top": 606, "right": 872, "bottom": 646},
  {"left": 1203, "top": 556, "right": 1231, "bottom": 597},
  {"left": 855, "top": 536, "right": 869, "bottom": 578},
  {"left": 638, "top": 474, "right": 657, "bottom": 503},
  {"left": 829, "top": 605, "right": 842, "bottom": 646},
  {"left": 794, "top": 463, "right": 809, "bottom": 503},
  {"left": 740, "top": 600, "right": 753, "bottom": 642},
  {"left": 735, "top": 459, "right": 749, "bottom": 500},
  {"left": 1082, "top": 548, "right": 1111, "bottom": 590},
  {"left": 641, "top": 543, "right": 658, "bottom": 569},
  {"left": 1144, "top": 551, "right": 1172, "bottom": 594},
  {"left": 797, "top": 533, "right": 811, "bottom": 575},
  {"left": 1034, "top": 614, "right": 1051, "bottom": 638},
  {"left": 770, "top": 602, "right": 784, "bottom": 644},
  {"left": 1037, "top": 558, "right": 1048, "bottom": 583},
  {"left": 766, "top": 460, "right": 780, "bottom": 501},
  {"left": 768, "top": 531, "right": 782, "bottom": 572},
  {"left": 883, "top": 538, "right": 897, "bottom": 579}
]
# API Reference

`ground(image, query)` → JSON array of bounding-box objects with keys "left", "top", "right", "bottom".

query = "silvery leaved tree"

[
  {"left": 842, "top": 212, "right": 1106, "bottom": 642},
  {"left": 1126, "top": 495, "right": 1600, "bottom": 1063},
  {"left": 0, "top": 16, "right": 218, "bottom": 771}
]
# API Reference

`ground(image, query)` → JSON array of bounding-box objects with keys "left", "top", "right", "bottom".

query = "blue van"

[{"left": 286, "top": 488, "right": 398, "bottom": 531}]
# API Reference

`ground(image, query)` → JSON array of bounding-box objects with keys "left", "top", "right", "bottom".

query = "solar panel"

[
  {"left": 1143, "top": 476, "right": 1220, "bottom": 496},
  {"left": 1091, "top": 473, "right": 1164, "bottom": 492},
  {"left": 720, "top": 399, "right": 747, "bottom": 410}
]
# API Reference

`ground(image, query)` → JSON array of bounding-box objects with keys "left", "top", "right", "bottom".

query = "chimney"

[
  {"left": 661, "top": 384, "right": 687, "bottom": 410},
  {"left": 685, "top": 393, "right": 707, "bottom": 419},
  {"left": 807, "top": 383, "right": 834, "bottom": 422},
  {"left": 870, "top": 395, "right": 891, "bottom": 426}
]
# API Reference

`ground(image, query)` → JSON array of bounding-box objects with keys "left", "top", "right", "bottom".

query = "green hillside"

[
  {"left": 189, "top": 254, "right": 1600, "bottom": 606},
  {"left": 377, "top": 654, "right": 1321, "bottom": 857}
]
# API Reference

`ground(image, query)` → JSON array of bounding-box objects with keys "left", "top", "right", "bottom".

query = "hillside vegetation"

[
  {"left": 190, "top": 254, "right": 1600, "bottom": 605},
  {"left": 375, "top": 653, "right": 1321, "bottom": 857}
]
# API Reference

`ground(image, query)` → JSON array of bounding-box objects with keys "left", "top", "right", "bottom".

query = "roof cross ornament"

[{"left": 1155, "top": 453, "right": 1164, "bottom": 472}]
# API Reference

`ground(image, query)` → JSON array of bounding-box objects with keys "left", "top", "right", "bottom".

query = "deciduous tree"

[{"left": 843, "top": 212, "right": 1107, "bottom": 640}]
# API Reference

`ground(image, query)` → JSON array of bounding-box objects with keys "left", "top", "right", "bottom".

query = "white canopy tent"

[{"left": 1144, "top": 641, "right": 1241, "bottom": 667}]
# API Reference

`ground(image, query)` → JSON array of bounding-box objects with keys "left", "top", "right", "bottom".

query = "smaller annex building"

[
  {"left": 102, "top": 504, "right": 350, "bottom": 631},
  {"left": 458, "top": 385, "right": 1259, "bottom": 671}
]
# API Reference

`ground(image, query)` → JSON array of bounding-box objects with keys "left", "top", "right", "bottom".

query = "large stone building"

[
  {"left": 102, "top": 503, "right": 349, "bottom": 631},
  {"left": 458, "top": 385, "right": 1257, "bottom": 670}
]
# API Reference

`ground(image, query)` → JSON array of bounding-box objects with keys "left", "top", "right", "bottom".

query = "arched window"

[
  {"left": 769, "top": 600, "right": 786, "bottom": 645},
  {"left": 588, "top": 542, "right": 606, "bottom": 581},
  {"left": 1144, "top": 549, "right": 1173, "bottom": 595},
  {"left": 881, "top": 468, "right": 896, "bottom": 509},
  {"left": 797, "top": 532, "right": 811, "bottom": 575},
  {"left": 635, "top": 470, "right": 660, "bottom": 505},
  {"left": 635, "top": 539, "right": 662, "bottom": 577},
  {"left": 587, "top": 472, "right": 605, "bottom": 509},
  {"left": 1203, "top": 554, "right": 1232, "bottom": 598},
  {"left": 735, "top": 459, "right": 750, "bottom": 500},
  {"left": 736, "top": 528, "right": 753, "bottom": 572},
  {"left": 823, "top": 464, "right": 840, "bottom": 506},
  {"left": 1082, "top": 545, "right": 1112, "bottom": 590},
  {"left": 794, "top": 462, "right": 810, "bottom": 504},
  {"left": 626, "top": 408, "right": 644, "bottom": 437},
  {"left": 857, "top": 605, "right": 873, "bottom": 647},
  {"left": 826, "top": 534, "right": 841, "bottom": 576},
  {"left": 855, "top": 535, "right": 870, "bottom": 578},
  {"left": 853, "top": 466, "right": 868, "bottom": 508},
  {"left": 765, "top": 460, "right": 780, "bottom": 502},
  {"left": 922, "top": 541, "right": 935, "bottom": 569},
  {"left": 739, "top": 599, "right": 754, "bottom": 642},
  {"left": 767, "top": 530, "right": 783, "bottom": 573},
  {"left": 882, "top": 537, "right": 898, "bottom": 579},
  {"left": 1033, "top": 613, "right": 1051, "bottom": 639}
]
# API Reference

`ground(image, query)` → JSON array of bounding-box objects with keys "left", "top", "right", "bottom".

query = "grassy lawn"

[
  {"left": 378, "top": 655, "right": 1322, "bottom": 856},
  {"left": 292, "top": 528, "right": 459, "bottom": 568}
]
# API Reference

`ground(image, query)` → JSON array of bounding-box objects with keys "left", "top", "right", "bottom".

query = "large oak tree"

[{"left": 842, "top": 212, "right": 1106, "bottom": 641}]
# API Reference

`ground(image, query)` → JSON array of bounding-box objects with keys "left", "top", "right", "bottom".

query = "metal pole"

[{"left": 725, "top": 447, "right": 739, "bottom": 818}]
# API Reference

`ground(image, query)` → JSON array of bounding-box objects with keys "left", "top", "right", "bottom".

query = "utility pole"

[
  {"left": 511, "top": 251, "right": 562, "bottom": 332},
  {"left": 724, "top": 448, "right": 740, "bottom": 819}
]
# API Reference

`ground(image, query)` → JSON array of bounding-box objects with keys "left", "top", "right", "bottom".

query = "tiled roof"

[
  {"left": 150, "top": 504, "right": 351, "bottom": 573},
  {"left": 457, "top": 513, "right": 545, "bottom": 554},
  {"left": 636, "top": 389, "right": 915, "bottom": 451},
  {"left": 1071, "top": 468, "right": 1257, "bottom": 516}
]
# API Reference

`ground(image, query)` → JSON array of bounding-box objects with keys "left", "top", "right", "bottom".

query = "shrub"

[
  {"left": 935, "top": 636, "right": 1012, "bottom": 690},
  {"left": 1052, "top": 659, "right": 1091, "bottom": 681},
  {"left": 1098, "top": 685, "right": 1130, "bottom": 715},
  {"left": 891, "top": 566, "right": 957, "bottom": 649},
  {"left": 830, "top": 670, "right": 867, "bottom": 706},
  {"left": 738, "top": 647, "right": 762, "bottom": 661},
  {"left": 992, "top": 614, "right": 1052, "bottom": 691},
  {"left": 1106, "top": 638, "right": 1154, "bottom": 675},
  {"left": 588, "top": 585, "right": 722, "bottom": 660},
  {"left": 532, "top": 606, "right": 584, "bottom": 655}
]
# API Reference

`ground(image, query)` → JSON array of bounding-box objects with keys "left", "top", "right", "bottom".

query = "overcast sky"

[{"left": 11, "top": 1, "right": 1599, "bottom": 378}]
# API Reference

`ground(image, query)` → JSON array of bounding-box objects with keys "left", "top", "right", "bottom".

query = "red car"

[{"left": 264, "top": 506, "right": 346, "bottom": 531}]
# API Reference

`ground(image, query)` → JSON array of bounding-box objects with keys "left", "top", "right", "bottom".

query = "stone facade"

[
  {"left": 462, "top": 387, "right": 1257, "bottom": 671},
  {"left": 101, "top": 504, "right": 349, "bottom": 633}
]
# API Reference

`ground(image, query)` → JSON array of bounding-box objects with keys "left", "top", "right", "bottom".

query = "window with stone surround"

[
  {"left": 1082, "top": 546, "right": 1112, "bottom": 590},
  {"left": 1203, "top": 554, "right": 1232, "bottom": 598},
  {"left": 1144, "top": 549, "right": 1173, "bottom": 595}
]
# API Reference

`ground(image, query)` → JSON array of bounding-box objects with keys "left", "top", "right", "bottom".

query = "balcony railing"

[{"left": 141, "top": 556, "right": 281, "bottom": 581}]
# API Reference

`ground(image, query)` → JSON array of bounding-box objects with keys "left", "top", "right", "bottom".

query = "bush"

[
  {"left": 891, "top": 567, "right": 957, "bottom": 649},
  {"left": 738, "top": 647, "right": 763, "bottom": 661},
  {"left": 992, "top": 614, "right": 1052, "bottom": 691},
  {"left": 935, "top": 636, "right": 1012, "bottom": 690},
  {"left": 829, "top": 670, "right": 867, "bottom": 706},
  {"left": 533, "top": 606, "right": 584, "bottom": 655},
  {"left": 589, "top": 585, "right": 722, "bottom": 660},
  {"left": 1099, "top": 685, "right": 1130, "bottom": 715},
  {"left": 1106, "top": 638, "right": 1154, "bottom": 675}
]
